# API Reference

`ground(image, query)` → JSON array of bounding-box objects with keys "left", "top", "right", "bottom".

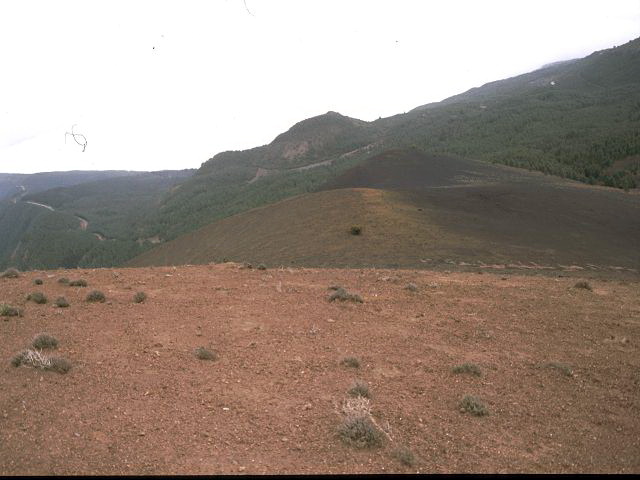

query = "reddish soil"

[{"left": 1, "top": 264, "right": 639, "bottom": 474}]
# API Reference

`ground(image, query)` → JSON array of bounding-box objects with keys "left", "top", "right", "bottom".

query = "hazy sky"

[{"left": 1, "top": 0, "right": 639, "bottom": 174}]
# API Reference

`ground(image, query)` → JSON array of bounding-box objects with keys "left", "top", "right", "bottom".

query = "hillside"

[
  {"left": 128, "top": 149, "right": 640, "bottom": 274},
  {"left": 2, "top": 38, "right": 639, "bottom": 272},
  {"left": 0, "top": 170, "right": 138, "bottom": 202},
  {"left": 1, "top": 264, "right": 639, "bottom": 473},
  {"left": 383, "top": 37, "right": 640, "bottom": 189},
  {"left": 139, "top": 37, "right": 640, "bottom": 248},
  {"left": 0, "top": 170, "right": 194, "bottom": 271}
]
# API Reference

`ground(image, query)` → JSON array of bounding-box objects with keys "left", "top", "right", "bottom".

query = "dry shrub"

[
  {"left": 1, "top": 268, "right": 20, "bottom": 278},
  {"left": 329, "top": 287, "right": 363, "bottom": 303},
  {"left": 459, "top": 395, "right": 489, "bottom": 416},
  {"left": 86, "top": 290, "right": 105, "bottom": 303},
  {"left": 54, "top": 297, "right": 69, "bottom": 308},
  {"left": 1, "top": 304, "right": 23, "bottom": 317},
  {"left": 337, "top": 397, "right": 383, "bottom": 448},
  {"left": 452, "top": 363, "right": 482, "bottom": 376},
  {"left": 133, "top": 292, "right": 147, "bottom": 303},
  {"left": 348, "top": 380, "right": 371, "bottom": 398},
  {"left": 69, "top": 279, "right": 87, "bottom": 287},
  {"left": 27, "top": 292, "right": 48, "bottom": 304},
  {"left": 195, "top": 346, "right": 217, "bottom": 361},
  {"left": 340, "top": 356, "right": 360, "bottom": 368},
  {"left": 32, "top": 334, "right": 58, "bottom": 350}
]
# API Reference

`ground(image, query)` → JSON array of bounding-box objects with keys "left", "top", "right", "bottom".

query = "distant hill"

[
  {"left": 3, "top": 38, "right": 640, "bottom": 272},
  {"left": 0, "top": 170, "right": 137, "bottom": 202},
  {"left": 0, "top": 170, "right": 194, "bottom": 270},
  {"left": 128, "top": 149, "right": 639, "bottom": 272}
]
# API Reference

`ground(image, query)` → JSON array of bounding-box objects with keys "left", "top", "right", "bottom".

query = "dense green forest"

[{"left": 0, "top": 170, "right": 193, "bottom": 270}]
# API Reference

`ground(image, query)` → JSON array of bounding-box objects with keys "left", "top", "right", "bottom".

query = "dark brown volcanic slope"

[
  {"left": 128, "top": 149, "right": 639, "bottom": 274},
  {"left": 1, "top": 265, "right": 639, "bottom": 474}
]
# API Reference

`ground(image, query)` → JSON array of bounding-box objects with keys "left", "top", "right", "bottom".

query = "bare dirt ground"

[{"left": 1, "top": 264, "right": 639, "bottom": 474}]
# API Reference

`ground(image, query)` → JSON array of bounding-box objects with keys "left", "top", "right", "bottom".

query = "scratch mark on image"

[{"left": 65, "top": 124, "right": 87, "bottom": 152}]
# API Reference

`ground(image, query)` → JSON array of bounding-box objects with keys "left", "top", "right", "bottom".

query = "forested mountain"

[
  {"left": 0, "top": 170, "right": 137, "bottom": 202},
  {"left": 2, "top": 38, "right": 639, "bottom": 271},
  {"left": 0, "top": 170, "right": 193, "bottom": 270}
]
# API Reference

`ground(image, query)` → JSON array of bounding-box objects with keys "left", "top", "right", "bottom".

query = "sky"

[{"left": 1, "top": 0, "right": 639, "bottom": 174}]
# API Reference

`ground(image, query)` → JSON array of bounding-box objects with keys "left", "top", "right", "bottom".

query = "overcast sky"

[{"left": 1, "top": 0, "right": 639, "bottom": 174}]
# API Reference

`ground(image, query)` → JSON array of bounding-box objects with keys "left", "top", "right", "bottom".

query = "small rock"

[{"left": 238, "top": 466, "right": 246, "bottom": 472}]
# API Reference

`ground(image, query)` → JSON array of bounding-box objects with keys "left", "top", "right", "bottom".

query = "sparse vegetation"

[
  {"left": 349, "top": 225, "right": 362, "bottom": 235},
  {"left": 1, "top": 304, "right": 23, "bottom": 317},
  {"left": 57, "top": 277, "right": 70, "bottom": 284},
  {"left": 348, "top": 380, "right": 371, "bottom": 398},
  {"left": 194, "top": 346, "right": 216, "bottom": 361},
  {"left": 574, "top": 280, "right": 593, "bottom": 291},
  {"left": 69, "top": 279, "right": 88, "bottom": 287},
  {"left": 391, "top": 446, "right": 416, "bottom": 467},
  {"left": 1, "top": 268, "right": 20, "bottom": 278},
  {"left": 459, "top": 395, "right": 489, "bottom": 416},
  {"left": 34, "top": 278, "right": 43, "bottom": 285},
  {"left": 257, "top": 264, "right": 267, "bottom": 270},
  {"left": 86, "top": 290, "right": 106, "bottom": 303},
  {"left": 452, "top": 363, "right": 482, "bottom": 376},
  {"left": 340, "top": 356, "right": 360, "bottom": 368},
  {"left": 27, "top": 292, "right": 48, "bottom": 304},
  {"left": 338, "top": 398, "right": 383, "bottom": 449},
  {"left": 48, "top": 357, "right": 72, "bottom": 374},
  {"left": 32, "top": 334, "right": 58, "bottom": 350},
  {"left": 133, "top": 291, "right": 147, "bottom": 303},
  {"left": 404, "top": 282, "right": 418, "bottom": 292},
  {"left": 10, "top": 349, "right": 71, "bottom": 374},
  {"left": 545, "top": 362, "right": 574, "bottom": 377},
  {"left": 54, "top": 296, "right": 69, "bottom": 308},
  {"left": 329, "top": 287, "right": 363, "bottom": 303}
]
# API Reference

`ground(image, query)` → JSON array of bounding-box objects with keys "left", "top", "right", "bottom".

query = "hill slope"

[{"left": 128, "top": 150, "right": 640, "bottom": 273}]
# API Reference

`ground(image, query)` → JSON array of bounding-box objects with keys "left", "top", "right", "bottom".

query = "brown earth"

[{"left": 1, "top": 264, "right": 639, "bottom": 474}]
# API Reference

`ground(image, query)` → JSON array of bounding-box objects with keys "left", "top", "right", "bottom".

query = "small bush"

[
  {"left": 348, "top": 380, "right": 371, "bottom": 398},
  {"left": 34, "top": 278, "right": 43, "bottom": 285},
  {"left": 10, "top": 349, "right": 71, "bottom": 374},
  {"left": 350, "top": 225, "right": 362, "bottom": 236},
  {"left": 1, "top": 268, "right": 20, "bottom": 278},
  {"left": 340, "top": 356, "right": 360, "bottom": 368},
  {"left": 452, "top": 363, "right": 482, "bottom": 376},
  {"left": 133, "top": 292, "right": 147, "bottom": 303},
  {"left": 329, "top": 287, "right": 363, "bottom": 303},
  {"left": 338, "top": 415, "right": 382, "bottom": 448},
  {"left": 27, "top": 292, "right": 48, "bottom": 304},
  {"left": 57, "top": 277, "right": 70, "bottom": 284},
  {"left": 54, "top": 296, "right": 69, "bottom": 308},
  {"left": 194, "top": 346, "right": 217, "bottom": 361},
  {"left": 32, "top": 334, "right": 58, "bottom": 350},
  {"left": 404, "top": 283, "right": 418, "bottom": 292},
  {"left": 574, "top": 280, "right": 592, "bottom": 291},
  {"left": 11, "top": 351, "right": 26, "bottom": 367},
  {"left": 545, "top": 362, "right": 573, "bottom": 377},
  {"left": 1, "top": 304, "right": 23, "bottom": 317},
  {"left": 392, "top": 446, "right": 416, "bottom": 467},
  {"left": 69, "top": 279, "right": 88, "bottom": 287},
  {"left": 86, "top": 290, "right": 105, "bottom": 303},
  {"left": 48, "top": 357, "right": 72, "bottom": 374},
  {"left": 257, "top": 264, "right": 267, "bottom": 270},
  {"left": 459, "top": 395, "right": 489, "bottom": 416}
]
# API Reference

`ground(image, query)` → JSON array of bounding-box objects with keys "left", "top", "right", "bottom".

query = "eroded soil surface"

[{"left": 1, "top": 264, "right": 639, "bottom": 474}]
